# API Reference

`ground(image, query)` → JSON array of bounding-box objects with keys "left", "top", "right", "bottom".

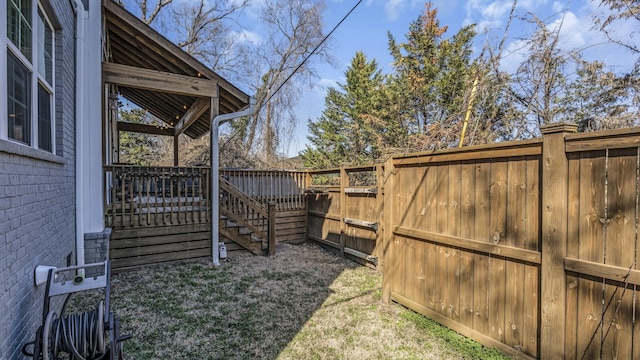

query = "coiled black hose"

[{"left": 46, "top": 301, "right": 107, "bottom": 360}]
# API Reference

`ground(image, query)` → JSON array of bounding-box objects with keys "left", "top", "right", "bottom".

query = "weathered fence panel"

[
  {"left": 384, "top": 140, "right": 543, "bottom": 359},
  {"left": 563, "top": 130, "right": 640, "bottom": 360},
  {"left": 375, "top": 126, "right": 640, "bottom": 359},
  {"left": 306, "top": 166, "right": 382, "bottom": 266}
]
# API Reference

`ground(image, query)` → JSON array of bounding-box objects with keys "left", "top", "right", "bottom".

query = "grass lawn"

[{"left": 68, "top": 243, "right": 511, "bottom": 359}]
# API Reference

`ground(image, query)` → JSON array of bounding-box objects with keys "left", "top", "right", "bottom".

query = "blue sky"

[
  {"left": 254, "top": 0, "right": 638, "bottom": 157},
  {"left": 124, "top": 0, "right": 637, "bottom": 157}
]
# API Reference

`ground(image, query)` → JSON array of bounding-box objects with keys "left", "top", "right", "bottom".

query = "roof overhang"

[{"left": 102, "top": 0, "right": 250, "bottom": 138}]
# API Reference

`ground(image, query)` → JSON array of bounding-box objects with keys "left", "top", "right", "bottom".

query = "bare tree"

[
  {"left": 132, "top": 0, "right": 173, "bottom": 25},
  {"left": 120, "top": 0, "right": 333, "bottom": 168},
  {"left": 596, "top": 0, "right": 640, "bottom": 53},
  {"left": 509, "top": 13, "right": 571, "bottom": 135},
  {"left": 168, "top": 0, "right": 250, "bottom": 78},
  {"left": 240, "top": 0, "right": 335, "bottom": 166}
]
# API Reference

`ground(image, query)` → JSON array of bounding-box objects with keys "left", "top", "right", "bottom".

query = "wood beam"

[
  {"left": 103, "top": 0, "right": 249, "bottom": 103},
  {"left": 117, "top": 121, "right": 174, "bottom": 136},
  {"left": 174, "top": 97, "right": 210, "bottom": 137},
  {"left": 102, "top": 62, "right": 219, "bottom": 97}
]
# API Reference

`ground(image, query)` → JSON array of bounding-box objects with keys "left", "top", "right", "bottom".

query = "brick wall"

[
  {"left": 0, "top": 1, "right": 77, "bottom": 358},
  {"left": 85, "top": 228, "right": 112, "bottom": 277}
]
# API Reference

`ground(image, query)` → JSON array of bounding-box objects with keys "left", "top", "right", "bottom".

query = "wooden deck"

[{"left": 104, "top": 166, "right": 308, "bottom": 270}]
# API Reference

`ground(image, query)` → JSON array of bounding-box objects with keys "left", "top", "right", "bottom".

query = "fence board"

[
  {"left": 504, "top": 259, "right": 523, "bottom": 350},
  {"left": 460, "top": 161, "right": 476, "bottom": 240},
  {"left": 448, "top": 163, "right": 461, "bottom": 237},
  {"left": 523, "top": 264, "right": 539, "bottom": 357},
  {"left": 459, "top": 249, "right": 474, "bottom": 328},
  {"left": 506, "top": 158, "right": 525, "bottom": 248},
  {"left": 566, "top": 152, "right": 581, "bottom": 359},
  {"left": 474, "top": 252, "right": 490, "bottom": 336},
  {"left": 434, "top": 165, "right": 448, "bottom": 317},
  {"left": 577, "top": 151, "right": 606, "bottom": 359},
  {"left": 603, "top": 148, "right": 637, "bottom": 359},
  {"left": 446, "top": 247, "right": 460, "bottom": 322}
]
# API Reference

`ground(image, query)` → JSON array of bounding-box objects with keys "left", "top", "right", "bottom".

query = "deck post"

[
  {"left": 173, "top": 134, "right": 179, "bottom": 166},
  {"left": 539, "top": 122, "right": 577, "bottom": 359},
  {"left": 268, "top": 202, "right": 276, "bottom": 256}
]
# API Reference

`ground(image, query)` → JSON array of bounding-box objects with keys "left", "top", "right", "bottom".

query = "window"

[
  {"left": 4, "top": 0, "right": 54, "bottom": 153},
  {"left": 7, "top": 0, "right": 32, "bottom": 60},
  {"left": 7, "top": 51, "right": 31, "bottom": 144}
]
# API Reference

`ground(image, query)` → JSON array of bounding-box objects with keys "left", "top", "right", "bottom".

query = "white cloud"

[
  {"left": 548, "top": 11, "right": 586, "bottom": 49},
  {"left": 552, "top": 1, "right": 565, "bottom": 13},
  {"left": 481, "top": 0, "right": 513, "bottom": 19},
  {"left": 518, "top": 0, "right": 549, "bottom": 11},
  {"left": 464, "top": 0, "right": 514, "bottom": 30},
  {"left": 383, "top": 0, "right": 423, "bottom": 21},
  {"left": 384, "top": 0, "right": 404, "bottom": 21},
  {"left": 228, "top": 30, "right": 263, "bottom": 46},
  {"left": 319, "top": 78, "right": 339, "bottom": 89},
  {"left": 501, "top": 38, "right": 529, "bottom": 74}
]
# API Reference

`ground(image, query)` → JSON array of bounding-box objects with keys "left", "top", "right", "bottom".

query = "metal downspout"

[
  {"left": 73, "top": 0, "right": 87, "bottom": 271},
  {"left": 210, "top": 97, "right": 256, "bottom": 266}
]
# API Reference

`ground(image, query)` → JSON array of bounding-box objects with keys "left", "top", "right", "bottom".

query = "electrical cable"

[
  {"left": 265, "top": 0, "right": 364, "bottom": 105},
  {"left": 220, "top": 0, "right": 364, "bottom": 151}
]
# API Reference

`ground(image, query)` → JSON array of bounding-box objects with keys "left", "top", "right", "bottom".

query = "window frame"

[{"left": 2, "top": 0, "right": 56, "bottom": 154}]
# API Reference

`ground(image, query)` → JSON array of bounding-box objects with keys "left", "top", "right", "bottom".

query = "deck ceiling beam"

[
  {"left": 117, "top": 121, "right": 174, "bottom": 136},
  {"left": 102, "top": 62, "right": 219, "bottom": 97},
  {"left": 174, "top": 97, "right": 211, "bottom": 137},
  {"left": 103, "top": 0, "right": 249, "bottom": 102}
]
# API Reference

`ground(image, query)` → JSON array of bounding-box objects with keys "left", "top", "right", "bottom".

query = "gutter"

[
  {"left": 73, "top": 0, "right": 87, "bottom": 271},
  {"left": 210, "top": 97, "right": 256, "bottom": 266}
]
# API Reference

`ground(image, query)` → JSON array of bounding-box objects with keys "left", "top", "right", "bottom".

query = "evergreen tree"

[
  {"left": 388, "top": 2, "right": 477, "bottom": 150},
  {"left": 301, "top": 52, "right": 400, "bottom": 168},
  {"left": 118, "top": 109, "right": 165, "bottom": 165}
]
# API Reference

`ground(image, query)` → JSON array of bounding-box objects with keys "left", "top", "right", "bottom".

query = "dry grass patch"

[{"left": 67, "top": 243, "right": 511, "bottom": 359}]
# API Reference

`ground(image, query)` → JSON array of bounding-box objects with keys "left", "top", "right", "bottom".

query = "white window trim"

[
  {"left": 36, "top": 4, "right": 55, "bottom": 152},
  {"left": 0, "top": 0, "right": 7, "bottom": 140},
  {"left": 2, "top": 0, "right": 56, "bottom": 154}
]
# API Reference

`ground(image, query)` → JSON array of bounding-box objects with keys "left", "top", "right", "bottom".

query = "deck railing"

[
  {"left": 221, "top": 169, "right": 307, "bottom": 210},
  {"left": 104, "top": 165, "right": 211, "bottom": 228}
]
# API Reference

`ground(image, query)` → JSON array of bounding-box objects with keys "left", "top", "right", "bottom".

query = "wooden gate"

[{"left": 306, "top": 165, "right": 383, "bottom": 267}]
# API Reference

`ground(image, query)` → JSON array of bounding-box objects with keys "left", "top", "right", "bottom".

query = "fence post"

[
  {"left": 382, "top": 157, "right": 396, "bottom": 304},
  {"left": 374, "top": 164, "right": 384, "bottom": 270},
  {"left": 540, "top": 122, "right": 577, "bottom": 359},
  {"left": 340, "top": 166, "right": 347, "bottom": 257},
  {"left": 268, "top": 202, "right": 276, "bottom": 256}
]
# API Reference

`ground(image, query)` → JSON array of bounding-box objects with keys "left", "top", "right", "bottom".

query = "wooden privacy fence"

[
  {"left": 306, "top": 165, "right": 383, "bottom": 266},
  {"left": 306, "top": 125, "right": 640, "bottom": 359},
  {"left": 376, "top": 124, "right": 640, "bottom": 359}
]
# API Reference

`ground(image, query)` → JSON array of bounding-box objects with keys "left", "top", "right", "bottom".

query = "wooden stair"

[{"left": 219, "top": 216, "right": 265, "bottom": 255}]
